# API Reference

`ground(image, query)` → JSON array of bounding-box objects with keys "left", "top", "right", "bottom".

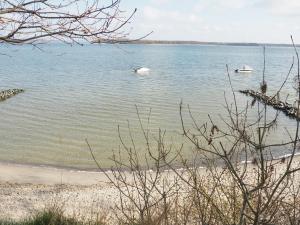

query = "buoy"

[
  {"left": 235, "top": 65, "right": 253, "bottom": 73},
  {"left": 134, "top": 67, "right": 150, "bottom": 75}
]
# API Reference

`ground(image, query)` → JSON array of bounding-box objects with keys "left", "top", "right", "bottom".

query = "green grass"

[{"left": 0, "top": 210, "right": 106, "bottom": 225}]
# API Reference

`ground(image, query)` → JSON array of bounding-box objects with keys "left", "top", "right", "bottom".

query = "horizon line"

[{"left": 119, "top": 38, "right": 300, "bottom": 47}]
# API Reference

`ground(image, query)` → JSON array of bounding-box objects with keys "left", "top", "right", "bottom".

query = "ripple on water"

[{"left": 0, "top": 44, "right": 297, "bottom": 168}]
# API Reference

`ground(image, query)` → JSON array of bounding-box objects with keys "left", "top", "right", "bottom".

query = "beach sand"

[
  {"left": 0, "top": 162, "right": 116, "bottom": 221},
  {"left": 1, "top": 156, "right": 299, "bottom": 221},
  {"left": 0, "top": 162, "right": 110, "bottom": 185}
]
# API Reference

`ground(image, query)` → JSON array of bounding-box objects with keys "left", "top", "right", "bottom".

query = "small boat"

[
  {"left": 134, "top": 67, "right": 150, "bottom": 75},
  {"left": 235, "top": 65, "right": 253, "bottom": 73}
]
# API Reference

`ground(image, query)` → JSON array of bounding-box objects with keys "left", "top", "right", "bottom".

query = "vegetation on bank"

[
  {"left": 0, "top": 209, "right": 109, "bottom": 225},
  {"left": 0, "top": 210, "right": 91, "bottom": 225}
]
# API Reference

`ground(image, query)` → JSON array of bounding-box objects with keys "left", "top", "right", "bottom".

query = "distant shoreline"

[
  {"left": 1, "top": 39, "right": 297, "bottom": 47},
  {"left": 96, "top": 39, "right": 300, "bottom": 48}
]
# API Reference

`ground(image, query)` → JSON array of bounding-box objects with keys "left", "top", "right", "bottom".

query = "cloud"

[
  {"left": 193, "top": 0, "right": 300, "bottom": 15},
  {"left": 146, "top": 0, "right": 300, "bottom": 16},
  {"left": 150, "top": 0, "right": 171, "bottom": 5},
  {"left": 194, "top": 0, "right": 259, "bottom": 12},
  {"left": 133, "top": 6, "right": 208, "bottom": 40},
  {"left": 264, "top": 0, "right": 300, "bottom": 16},
  {"left": 127, "top": 0, "right": 300, "bottom": 43}
]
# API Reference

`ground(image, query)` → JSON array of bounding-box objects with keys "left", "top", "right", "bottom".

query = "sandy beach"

[
  {"left": 1, "top": 155, "right": 299, "bottom": 221},
  {"left": 0, "top": 162, "right": 117, "bottom": 221},
  {"left": 0, "top": 162, "right": 111, "bottom": 185}
]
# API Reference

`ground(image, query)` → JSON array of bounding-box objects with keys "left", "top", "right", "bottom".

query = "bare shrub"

[
  {"left": 0, "top": 0, "right": 138, "bottom": 45},
  {"left": 86, "top": 36, "right": 300, "bottom": 225}
]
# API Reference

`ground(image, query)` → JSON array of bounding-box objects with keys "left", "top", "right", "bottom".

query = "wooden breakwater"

[
  {"left": 239, "top": 89, "right": 299, "bottom": 120},
  {"left": 0, "top": 89, "right": 24, "bottom": 102}
]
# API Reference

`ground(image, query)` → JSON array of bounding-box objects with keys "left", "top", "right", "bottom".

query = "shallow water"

[{"left": 0, "top": 44, "right": 298, "bottom": 169}]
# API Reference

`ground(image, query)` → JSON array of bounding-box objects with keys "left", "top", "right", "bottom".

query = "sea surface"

[{"left": 0, "top": 44, "right": 298, "bottom": 169}]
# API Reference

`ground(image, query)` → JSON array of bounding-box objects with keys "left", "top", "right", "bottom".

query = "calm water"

[{"left": 0, "top": 44, "right": 298, "bottom": 169}]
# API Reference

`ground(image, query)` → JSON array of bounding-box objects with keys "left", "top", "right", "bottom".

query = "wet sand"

[{"left": 0, "top": 162, "right": 110, "bottom": 185}]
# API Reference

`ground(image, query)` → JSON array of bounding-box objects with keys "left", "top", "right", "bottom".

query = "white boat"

[
  {"left": 235, "top": 65, "right": 253, "bottom": 73},
  {"left": 134, "top": 67, "right": 150, "bottom": 75}
]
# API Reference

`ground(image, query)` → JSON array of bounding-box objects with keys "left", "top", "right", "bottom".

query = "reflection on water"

[{"left": 0, "top": 44, "right": 298, "bottom": 168}]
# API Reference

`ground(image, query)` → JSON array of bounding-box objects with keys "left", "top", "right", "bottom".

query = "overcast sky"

[{"left": 121, "top": 0, "right": 300, "bottom": 44}]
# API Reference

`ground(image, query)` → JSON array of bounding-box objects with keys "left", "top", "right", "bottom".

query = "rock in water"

[
  {"left": 0, "top": 89, "right": 24, "bottom": 102},
  {"left": 239, "top": 89, "right": 300, "bottom": 120}
]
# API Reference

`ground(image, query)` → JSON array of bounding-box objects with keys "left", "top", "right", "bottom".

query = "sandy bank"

[
  {"left": 0, "top": 182, "right": 118, "bottom": 221},
  {"left": 0, "top": 162, "right": 180, "bottom": 220},
  {"left": 0, "top": 162, "right": 118, "bottom": 220},
  {"left": 0, "top": 162, "right": 110, "bottom": 185},
  {"left": 1, "top": 155, "right": 299, "bottom": 221}
]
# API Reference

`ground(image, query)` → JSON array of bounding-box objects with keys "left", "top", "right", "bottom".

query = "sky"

[{"left": 121, "top": 0, "right": 300, "bottom": 44}]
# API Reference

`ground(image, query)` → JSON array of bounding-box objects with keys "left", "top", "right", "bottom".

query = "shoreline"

[
  {"left": 0, "top": 159, "right": 105, "bottom": 173},
  {"left": 96, "top": 39, "right": 300, "bottom": 48},
  {"left": 0, "top": 162, "right": 118, "bottom": 220},
  {"left": 1, "top": 154, "right": 300, "bottom": 221},
  {"left": 0, "top": 161, "right": 110, "bottom": 185},
  {"left": 1, "top": 150, "right": 300, "bottom": 185}
]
